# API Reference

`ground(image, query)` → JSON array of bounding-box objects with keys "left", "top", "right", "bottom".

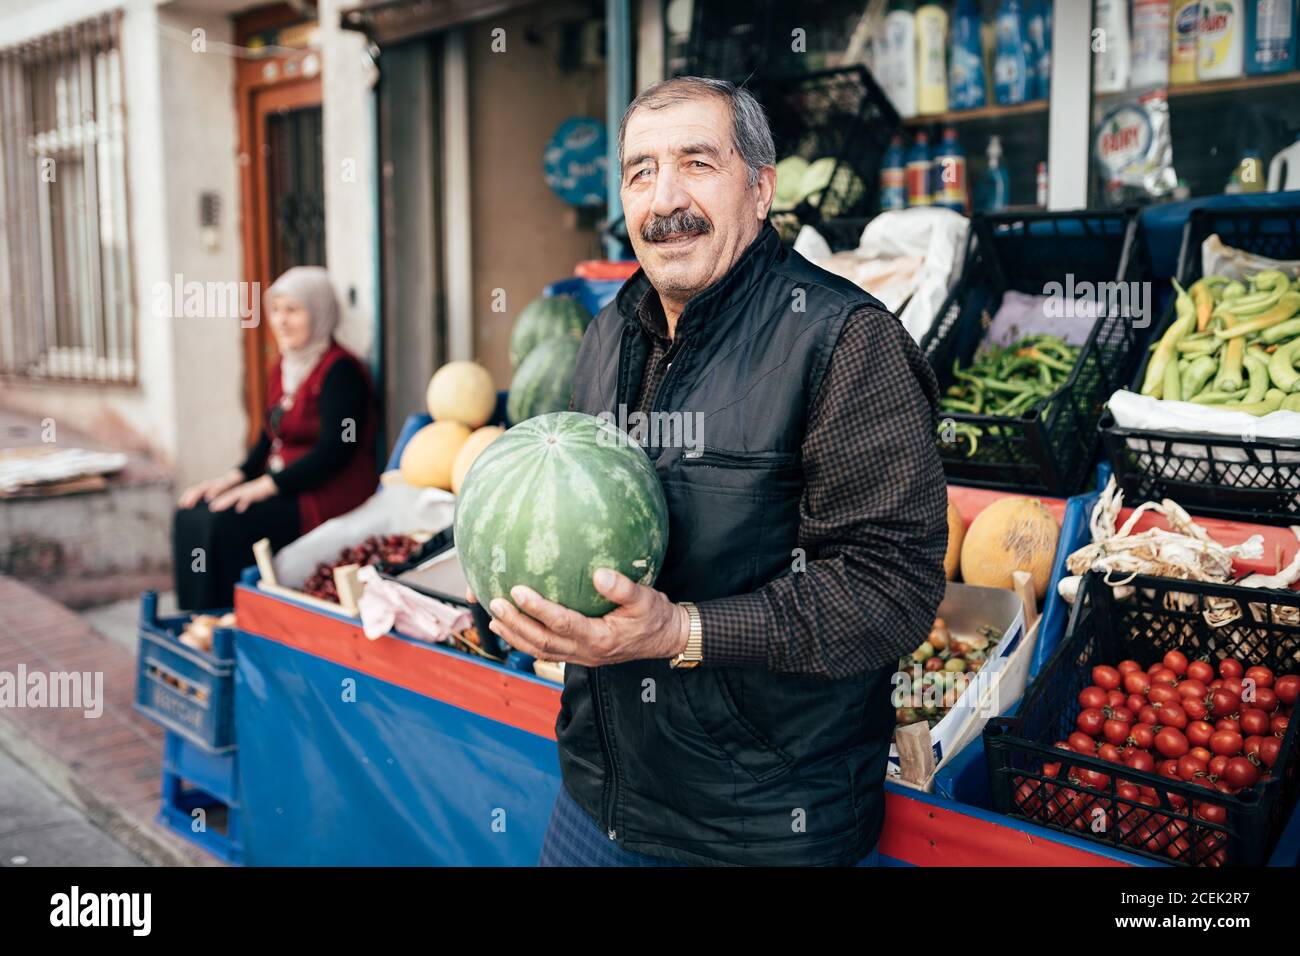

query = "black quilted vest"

[{"left": 564, "top": 224, "right": 896, "bottom": 866}]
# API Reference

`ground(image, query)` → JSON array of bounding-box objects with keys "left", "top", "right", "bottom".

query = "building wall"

[{"left": 466, "top": 4, "right": 606, "bottom": 387}]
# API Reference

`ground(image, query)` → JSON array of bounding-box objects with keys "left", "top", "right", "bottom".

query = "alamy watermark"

[
  {"left": 1042, "top": 274, "right": 1151, "bottom": 329},
  {"left": 0, "top": 665, "right": 103, "bottom": 718},
  {"left": 596, "top": 404, "right": 704, "bottom": 455},
  {"left": 152, "top": 274, "right": 260, "bottom": 327}
]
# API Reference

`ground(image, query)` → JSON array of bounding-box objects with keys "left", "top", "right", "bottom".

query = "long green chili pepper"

[{"left": 1180, "top": 355, "right": 1218, "bottom": 399}]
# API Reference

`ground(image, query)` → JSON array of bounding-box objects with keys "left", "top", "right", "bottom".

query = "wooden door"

[{"left": 235, "top": 52, "right": 324, "bottom": 444}]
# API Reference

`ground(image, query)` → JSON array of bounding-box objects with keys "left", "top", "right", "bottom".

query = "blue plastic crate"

[
  {"left": 158, "top": 730, "right": 242, "bottom": 864},
  {"left": 163, "top": 729, "right": 239, "bottom": 805},
  {"left": 544, "top": 276, "right": 624, "bottom": 316},
  {"left": 134, "top": 592, "right": 236, "bottom": 753}
]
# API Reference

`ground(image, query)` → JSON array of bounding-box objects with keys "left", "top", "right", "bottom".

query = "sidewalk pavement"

[{"left": 0, "top": 575, "right": 221, "bottom": 866}]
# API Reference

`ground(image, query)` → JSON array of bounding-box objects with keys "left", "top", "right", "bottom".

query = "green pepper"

[
  {"left": 1268, "top": 338, "right": 1300, "bottom": 393},
  {"left": 1259, "top": 316, "right": 1300, "bottom": 345},
  {"left": 1215, "top": 293, "right": 1300, "bottom": 339},
  {"left": 1142, "top": 279, "right": 1196, "bottom": 398},
  {"left": 1190, "top": 387, "right": 1249, "bottom": 404},
  {"left": 1218, "top": 388, "right": 1286, "bottom": 416},
  {"left": 1222, "top": 280, "right": 1247, "bottom": 301},
  {"left": 1180, "top": 354, "right": 1218, "bottom": 399},
  {"left": 1242, "top": 349, "right": 1271, "bottom": 404}
]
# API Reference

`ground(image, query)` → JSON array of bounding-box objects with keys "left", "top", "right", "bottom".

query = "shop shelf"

[
  {"left": 1103, "top": 205, "right": 1300, "bottom": 525},
  {"left": 986, "top": 571, "right": 1300, "bottom": 866},
  {"left": 921, "top": 208, "right": 1151, "bottom": 496}
]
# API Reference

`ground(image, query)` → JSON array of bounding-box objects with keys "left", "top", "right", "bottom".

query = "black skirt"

[{"left": 172, "top": 496, "right": 301, "bottom": 610}]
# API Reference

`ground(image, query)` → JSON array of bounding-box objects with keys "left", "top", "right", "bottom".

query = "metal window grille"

[{"left": 0, "top": 12, "right": 135, "bottom": 384}]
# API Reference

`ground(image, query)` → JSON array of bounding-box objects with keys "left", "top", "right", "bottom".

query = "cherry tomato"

[
  {"left": 1221, "top": 676, "right": 1245, "bottom": 698},
  {"left": 1158, "top": 759, "right": 1181, "bottom": 780},
  {"left": 1260, "top": 737, "right": 1282, "bottom": 769},
  {"left": 1182, "top": 696, "right": 1209, "bottom": 721},
  {"left": 1150, "top": 667, "right": 1178, "bottom": 686},
  {"left": 1148, "top": 684, "right": 1181, "bottom": 705},
  {"left": 1093, "top": 665, "right": 1121, "bottom": 691},
  {"left": 1187, "top": 720, "right": 1215, "bottom": 748},
  {"left": 1161, "top": 650, "right": 1188, "bottom": 677},
  {"left": 1128, "top": 723, "right": 1156, "bottom": 750},
  {"left": 1219, "top": 658, "right": 1244, "bottom": 679},
  {"left": 1077, "top": 708, "right": 1105, "bottom": 736},
  {"left": 1124, "top": 750, "right": 1156, "bottom": 774},
  {"left": 1189, "top": 746, "right": 1212, "bottom": 763},
  {"left": 1117, "top": 783, "right": 1140, "bottom": 802},
  {"left": 1275, "top": 674, "right": 1300, "bottom": 707},
  {"left": 1245, "top": 665, "right": 1274, "bottom": 689},
  {"left": 1177, "top": 754, "right": 1208, "bottom": 780},
  {"left": 1108, "top": 705, "right": 1135, "bottom": 723},
  {"left": 1177, "top": 679, "right": 1208, "bottom": 699},
  {"left": 1098, "top": 742, "right": 1123, "bottom": 763},
  {"left": 1159, "top": 703, "right": 1188, "bottom": 730},
  {"left": 1118, "top": 659, "right": 1142, "bottom": 675},
  {"left": 1223, "top": 757, "right": 1259, "bottom": 790},
  {"left": 1155, "top": 727, "right": 1189, "bottom": 758},
  {"left": 1254, "top": 688, "right": 1279, "bottom": 713},
  {"left": 1196, "top": 801, "right": 1227, "bottom": 825},
  {"left": 1243, "top": 735, "right": 1265, "bottom": 760},
  {"left": 1126, "top": 693, "right": 1147, "bottom": 714},
  {"left": 1272, "top": 714, "right": 1290, "bottom": 736},
  {"left": 1107, "top": 689, "right": 1128, "bottom": 709},
  {"left": 1187, "top": 660, "right": 1215, "bottom": 684},
  {"left": 1103, "top": 719, "right": 1131, "bottom": 746},
  {"left": 1210, "top": 689, "right": 1240, "bottom": 719},
  {"left": 1210, "top": 730, "right": 1243, "bottom": 756},
  {"left": 1124, "top": 670, "right": 1151, "bottom": 696},
  {"left": 1215, "top": 718, "right": 1241, "bottom": 734},
  {"left": 1078, "top": 685, "right": 1108, "bottom": 710},
  {"left": 1208, "top": 754, "right": 1230, "bottom": 778},
  {"left": 1240, "top": 708, "right": 1271, "bottom": 737},
  {"left": 1069, "top": 731, "right": 1096, "bottom": 755}
]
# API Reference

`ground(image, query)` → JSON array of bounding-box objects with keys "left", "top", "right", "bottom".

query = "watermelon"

[
  {"left": 454, "top": 411, "right": 669, "bottom": 617},
  {"left": 509, "top": 295, "right": 591, "bottom": 369},
  {"left": 507, "top": 333, "right": 581, "bottom": 424}
]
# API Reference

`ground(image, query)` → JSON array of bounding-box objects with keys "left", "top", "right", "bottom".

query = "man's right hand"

[{"left": 177, "top": 468, "right": 244, "bottom": 509}]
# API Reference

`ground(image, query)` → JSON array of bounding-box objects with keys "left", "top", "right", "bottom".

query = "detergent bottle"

[
  {"left": 1198, "top": 0, "right": 1245, "bottom": 79},
  {"left": 993, "top": 0, "right": 1029, "bottom": 105},
  {"left": 949, "top": 0, "right": 987, "bottom": 110},
  {"left": 906, "top": 131, "right": 934, "bottom": 207},
  {"left": 883, "top": 0, "right": 919, "bottom": 118},
  {"left": 1170, "top": 1, "right": 1201, "bottom": 84},
  {"left": 1094, "top": 0, "right": 1132, "bottom": 94},
  {"left": 933, "top": 127, "right": 969, "bottom": 213},
  {"left": 880, "top": 135, "right": 908, "bottom": 211},
  {"left": 1132, "top": 0, "right": 1172, "bottom": 87},
  {"left": 916, "top": 3, "right": 950, "bottom": 115},
  {"left": 1246, "top": 0, "right": 1297, "bottom": 75},
  {"left": 975, "top": 135, "right": 1010, "bottom": 213}
]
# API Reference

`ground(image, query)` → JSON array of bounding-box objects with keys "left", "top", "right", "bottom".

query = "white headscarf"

[{"left": 265, "top": 266, "right": 340, "bottom": 401}]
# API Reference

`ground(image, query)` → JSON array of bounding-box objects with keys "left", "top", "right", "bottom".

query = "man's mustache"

[{"left": 642, "top": 211, "right": 711, "bottom": 242}]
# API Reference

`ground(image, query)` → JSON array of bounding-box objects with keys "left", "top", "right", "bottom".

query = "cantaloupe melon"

[
  {"left": 959, "top": 496, "right": 1059, "bottom": 599},
  {"left": 945, "top": 499, "right": 965, "bottom": 581},
  {"left": 427, "top": 361, "right": 496, "bottom": 428},
  {"left": 399, "top": 420, "right": 472, "bottom": 490},
  {"left": 451, "top": 425, "right": 504, "bottom": 495}
]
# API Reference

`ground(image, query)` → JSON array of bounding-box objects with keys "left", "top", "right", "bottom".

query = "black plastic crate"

[
  {"left": 812, "top": 216, "right": 873, "bottom": 253},
  {"left": 921, "top": 209, "right": 1151, "bottom": 496},
  {"left": 760, "top": 66, "right": 899, "bottom": 234},
  {"left": 985, "top": 572, "right": 1300, "bottom": 867},
  {"left": 1102, "top": 206, "right": 1300, "bottom": 526}
]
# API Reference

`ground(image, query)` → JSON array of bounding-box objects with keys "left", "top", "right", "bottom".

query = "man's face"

[{"left": 620, "top": 96, "right": 775, "bottom": 306}]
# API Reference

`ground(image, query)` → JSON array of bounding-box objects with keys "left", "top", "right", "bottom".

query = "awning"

[{"left": 339, "top": 0, "right": 544, "bottom": 45}]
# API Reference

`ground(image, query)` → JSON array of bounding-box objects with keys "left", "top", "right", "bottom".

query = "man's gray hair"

[{"left": 617, "top": 76, "right": 776, "bottom": 186}]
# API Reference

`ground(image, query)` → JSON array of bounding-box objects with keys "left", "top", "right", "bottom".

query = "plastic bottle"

[
  {"left": 1246, "top": 0, "right": 1297, "bottom": 75},
  {"left": 975, "top": 135, "right": 1010, "bottom": 213},
  {"left": 1268, "top": 133, "right": 1300, "bottom": 191},
  {"left": 906, "top": 131, "right": 934, "bottom": 206},
  {"left": 993, "top": 0, "right": 1029, "bottom": 105},
  {"left": 883, "top": 0, "right": 919, "bottom": 118},
  {"left": 1024, "top": 0, "right": 1046, "bottom": 100},
  {"left": 1170, "top": 1, "right": 1201, "bottom": 84},
  {"left": 933, "top": 127, "right": 969, "bottom": 213},
  {"left": 1038, "top": 1, "right": 1053, "bottom": 99},
  {"left": 1132, "top": 0, "right": 1172, "bottom": 87},
  {"left": 1036, "top": 160, "right": 1049, "bottom": 208},
  {"left": 880, "top": 135, "right": 908, "bottom": 211},
  {"left": 1093, "top": 0, "right": 1132, "bottom": 94},
  {"left": 916, "top": 3, "right": 950, "bottom": 115},
  {"left": 948, "top": 0, "right": 987, "bottom": 110},
  {"left": 1198, "top": 0, "right": 1245, "bottom": 79},
  {"left": 1235, "top": 149, "right": 1266, "bottom": 192}
]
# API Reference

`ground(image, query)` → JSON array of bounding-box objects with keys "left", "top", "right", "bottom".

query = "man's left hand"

[{"left": 486, "top": 568, "right": 688, "bottom": 666}]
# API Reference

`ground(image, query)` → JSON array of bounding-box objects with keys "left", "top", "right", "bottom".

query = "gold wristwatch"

[{"left": 669, "top": 601, "right": 703, "bottom": 669}]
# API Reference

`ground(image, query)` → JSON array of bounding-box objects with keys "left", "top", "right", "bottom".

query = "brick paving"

[{"left": 0, "top": 575, "right": 220, "bottom": 866}]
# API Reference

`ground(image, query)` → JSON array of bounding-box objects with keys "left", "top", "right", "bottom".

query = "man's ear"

[{"left": 754, "top": 164, "right": 777, "bottom": 219}]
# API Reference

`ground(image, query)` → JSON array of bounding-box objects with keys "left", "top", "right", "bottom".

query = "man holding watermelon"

[{"left": 485, "top": 77, "right": 949, "bottom": 866}]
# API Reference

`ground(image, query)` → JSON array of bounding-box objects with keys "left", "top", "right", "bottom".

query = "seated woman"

[{"left": 173, "top": 266, "right": 377, "bottom": 609}]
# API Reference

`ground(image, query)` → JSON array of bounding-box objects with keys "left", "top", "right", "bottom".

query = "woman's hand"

[
  {"left": 208, "top": 474, "right": 279, "bottom": 514},
  {"left": 178, "top": 468, "right": 244, "bottom": 509}
]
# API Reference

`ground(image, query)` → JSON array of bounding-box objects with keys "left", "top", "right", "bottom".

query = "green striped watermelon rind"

[
  {"left": 508, "top": 295, "right": 591, "bottom": 370},
  {"left": 453, "top": 411, "right": 669, "bottom": 619},
  {"left": 506, "top": 333, "right": 582, "bottom": 425}
]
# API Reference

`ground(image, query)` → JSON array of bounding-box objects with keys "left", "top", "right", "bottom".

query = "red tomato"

[
  {"left": 1210, "top": 730, "right": 1243, "bottom": 756},
  {"left": 1182, "top": 696, "right": 1209, "bottom": 721},
  {"left": 1150, "top": 667, "right": 1178, "bottom": 686},
  {"left": 1155, "top": 727, "right": 1189, "bottom": 758},
  {"left": 1077, "top": 708, "right": 1105, "bottom": 736},
  {"left": 1245, "top": 665, "right": 1274, "bottom": 689},
  {"left": 1219, "top": 658, "right": 1244, "bottom": 679},
  {"left": 1243, "top": 735, "right": 1265, "bottom": 760},
  {"left": 1108, "top": 705, "right": 1135, "bottom": 723},
  {"left": 1098, "top": 742, "right": 1123, "bottom": 763},
  {"left": 1275, "top": 675, "right": 1300, "bottom": 707},
  {"left": 1240, "top": 708, "right": 1271, "bottom": 737},
  {"left": 1128, "top": 723, "right": 1156, "bottom": 750},
  {"left": 1189, "top": 746, "right": 1212, "bottom": 763},
  {"left": 1196, "top": 801, "right": 1227, "bottom": 825},
  {"left": 1118, "top": 659, "right": 1142, "bottom": 675},
  {"left": 1210, "top": 689, "right": 1240, "bottom": 718},
  {"left": 1069, "top": 731, "right": 1096, "bottom": 755},
  {"left": 1208, "top": 754, "right": 1230, "bottom": 778},
  {"left": 1187, "top": 660, "right": 1215, "bottom": 683},
  {"left": 1148, "top": 684, "right": 1181, "bottom": 705},
  {"left": 1126, "top": 693, "right": 1148, "bottom": 714},
  {"left": 1124, "top": 750, "right": 1156, "bottom": 774},
  {"left": 1117, "top": 783, "right": 1140, "bottom": 801},
  {"left": 1159, "top": 703, "right": 1188, "bottom": 730},
  {"left": 1093, "top": 665, "right": 1121, "bottom": 691},
  {"left": 1103, "top": 719, "right": 1131, "bottom": 746},
  {"left": 1177, "top": 754, "right": 1208, "bottom": 780},
  {"left": 1078, "top": 685, "right": 1108, "bottom": 710},
  {"left": 1124, "top": 670, "right": 1151, "bottom": 696},
  {"left": 1077, "top": 768, "right": 1110, "bottom": 790},
  {"left": 1272, "top": 714, "right": 1290, "bottom": 736},
  {"left": 1254, "top": 688, "right": 1279, "bottom": 713},
  {"left": 1215, "top": 718, "right": 1241, "bottom": 734},
  {"left": 1260, "top": 737, "right": 1282, "bottom": 768},
  {"left": 1158, "top": 759, "right": 1181, "bottom": 780},
  {"left": 1163, "top": 650, "right": 1189, "bottom": 676},
  {"left": 1221, "top": 676, "right": 1245, "bottom": 698},
  {"left": 1177, "top": 679, "right": 1208, "bottom": 699},
  {"left": 1107, "top": 689, "right": 1128, "bottom": 709},
  {"left": 1223, "top": 757, "right": 1259, "bottom": 790},
  {"left": 1187, "top": 720, "right": 1215, "bottom": 748}
]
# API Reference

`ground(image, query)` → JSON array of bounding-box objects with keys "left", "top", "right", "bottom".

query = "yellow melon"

[
  {"left": 399, "top": 420, "right": 472, "bottom": 490},
  {"left": 945, "top": 499, "right": 965, "bottom": 581},
  {"left": 451, "top": 425, "right": 505, "bottom": 495},
  {"left": 959, "top": 496, "right": 1059, "bottom": 599},
  {"left": 426, "top": 361, "right": 497, "bottom": 428}
]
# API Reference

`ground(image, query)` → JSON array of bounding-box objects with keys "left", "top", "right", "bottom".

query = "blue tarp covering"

[{"left": 234, "top": 629, "right": 561, "bottom": 865}]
